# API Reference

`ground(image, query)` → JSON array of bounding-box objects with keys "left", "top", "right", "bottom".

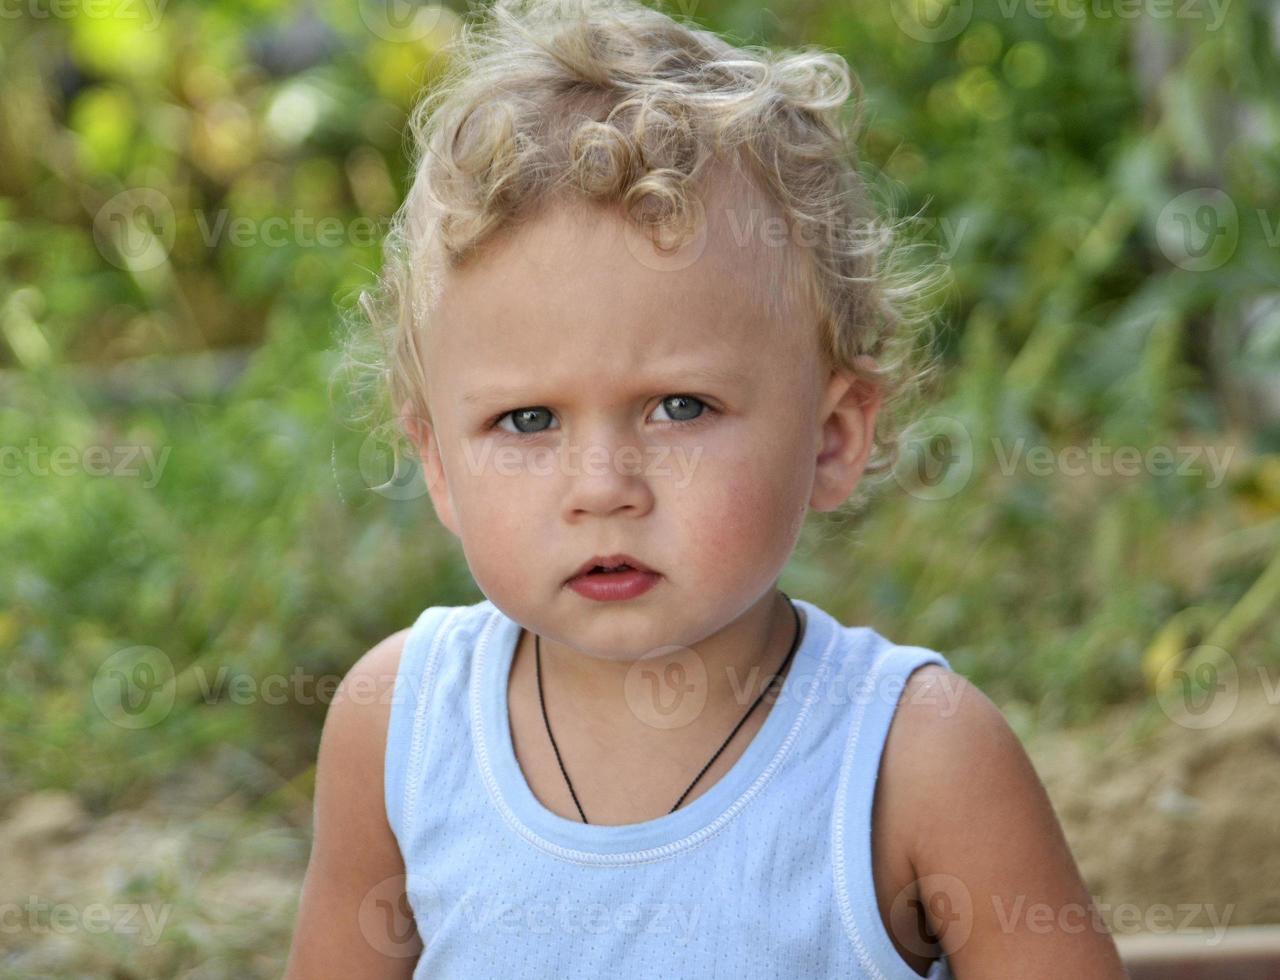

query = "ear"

[
  {"left": 810, "top": 355, "right": 884, "bottom": 513},
  {"left": 400, "top": 400, "right": 462, "bottom": 538}
]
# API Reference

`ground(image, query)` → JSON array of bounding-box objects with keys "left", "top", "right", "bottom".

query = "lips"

[{"left": 567, "top": 553, "right": 656, "bottom": 581}]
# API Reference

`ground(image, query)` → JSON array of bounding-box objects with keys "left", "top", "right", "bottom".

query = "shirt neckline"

[{"left": 472, "top": 596, "right": 835, "bottom": 861}]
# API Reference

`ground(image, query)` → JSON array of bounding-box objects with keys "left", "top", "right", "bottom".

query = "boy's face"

[{"left": 409, "top": 187, "right": 880, "bottom": 658}]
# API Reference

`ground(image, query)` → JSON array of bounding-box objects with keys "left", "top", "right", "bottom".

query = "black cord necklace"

[{"left": 533, "top": 592, "right": 803, "bottom": 824}]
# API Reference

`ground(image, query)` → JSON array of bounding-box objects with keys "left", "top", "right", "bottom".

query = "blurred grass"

[{"left": 2, "top": 0, "right": 1279, "bottom": 820}]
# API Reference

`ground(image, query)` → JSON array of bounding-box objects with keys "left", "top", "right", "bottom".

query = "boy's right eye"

[{"left": 494, "top": 407, "right": 557, "bottom": 435}]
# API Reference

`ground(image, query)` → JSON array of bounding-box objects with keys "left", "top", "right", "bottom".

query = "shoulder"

[
  {"left": 346, "top": 628, "right": 412, "bottom": 689},
  {"left": 330, "top": 629, "right": 412, "bottom": 735},
  {"left": 310, "top": 627, "right": 417, "bottom": 845},
  {"left": 334, "top": 602, "right": 485, "bottom": 728},
  {"left": 888, "top": 663, "right": 1007, "bottom": 758},
  {"left": 341, "top": 601, "right": 492, "bottom": 762},
  {"left": 349, "top": 628, "right": 412, "bottom": 691},
  {"left": 882, "top": 666, "right": 1128, "bottom": 975},
  {"left": 882, "top": 664, "right": 1034, "bottom": 858},
  {"left": 318, "top": 628, "right": 412, "bottom": 809},
  {"left": 282, "top": 629, "right": 422, "bottom": 978}
]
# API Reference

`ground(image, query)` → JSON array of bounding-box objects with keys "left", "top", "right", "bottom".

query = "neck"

[{"left": 522, "top": 588, "right": 802, "bottom": 744}]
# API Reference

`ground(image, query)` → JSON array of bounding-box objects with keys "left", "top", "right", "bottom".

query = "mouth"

[{"left": 566, "top": 553, "right": 657, "bottom": 582}]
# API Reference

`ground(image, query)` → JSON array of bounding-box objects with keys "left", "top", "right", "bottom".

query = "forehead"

[{"left": 426, "top": 176, "right": 811, "bottom": 398}]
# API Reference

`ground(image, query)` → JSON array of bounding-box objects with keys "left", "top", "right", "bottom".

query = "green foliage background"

[{"left": 3, "top": 0, "right": 1279, "bottom": 828}]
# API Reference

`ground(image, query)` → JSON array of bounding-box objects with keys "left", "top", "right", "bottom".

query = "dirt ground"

[
  {"left": 0, "top": 769, "right": 309, "bottom": 979},
  {"left": 1023, "top": 674, "right": 1280, "bottom": 931},
  {"left": 2, "top": 679, "right": 1277, "bottom": 977}
]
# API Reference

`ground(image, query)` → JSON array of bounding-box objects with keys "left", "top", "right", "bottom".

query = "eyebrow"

[{"left": 459, "top": 365, "right": 751, "bottom": 405}]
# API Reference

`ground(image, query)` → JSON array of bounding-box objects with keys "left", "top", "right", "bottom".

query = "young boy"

[{"left": 285, "top": 0, "right": 1129, "bottom": 976}]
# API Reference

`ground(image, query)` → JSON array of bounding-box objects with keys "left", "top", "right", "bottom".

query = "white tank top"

[{"left": 384, "top": 595, "right": 955, "bottom": 979}]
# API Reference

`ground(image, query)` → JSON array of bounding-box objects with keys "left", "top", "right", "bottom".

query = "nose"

[{"left": 558, "top": 428, "right": 654, "bottom": 519}]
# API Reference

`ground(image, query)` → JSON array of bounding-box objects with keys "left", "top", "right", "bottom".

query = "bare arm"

[
  {"left": 890, "top": 667, "right": 1129, "bottom": 979},
  {"left": 283, "top": 629, "right": 423, "bottom": 980}
]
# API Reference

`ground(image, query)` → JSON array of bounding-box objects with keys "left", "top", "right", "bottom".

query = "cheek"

[
  {"left": 701, "top": 424, "right": 813, "bottom": 562},
  {"left": 445, "top": 457, "right": 537, "bottom": 579},
  {"left": 681, "top": 466, "right": 797, "bottom": 572}
]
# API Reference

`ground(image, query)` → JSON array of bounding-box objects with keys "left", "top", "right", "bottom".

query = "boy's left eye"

[
  {"left": 492, "top": 395, "right": 710, "bottom": 435},
  {"left": 652, "top": 395, "right": 706, "bottom": 423}
]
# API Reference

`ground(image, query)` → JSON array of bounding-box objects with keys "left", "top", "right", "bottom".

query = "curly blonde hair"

[{"left": 340, "top": 0, "right": 948, "bottom": 512}]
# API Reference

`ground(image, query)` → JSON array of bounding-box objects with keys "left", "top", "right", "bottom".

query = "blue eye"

[
  {"left": 496, "top": 407, "right": 556, "bottom": 435},
  {"left": 653, "top": 395, "right": 706, "bottom": 422},
  {"left": 490, "top": 396, "right": 713, "bottom": 436}
]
